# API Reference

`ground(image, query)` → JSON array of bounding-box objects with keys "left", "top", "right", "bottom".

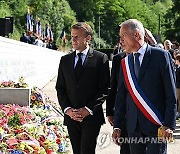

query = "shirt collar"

[
  {"left": 134, "top": 43, "right": 147, "bottom": 56},
  {"left": 76, "top": 45, "right": 89, "bottom": 56}
]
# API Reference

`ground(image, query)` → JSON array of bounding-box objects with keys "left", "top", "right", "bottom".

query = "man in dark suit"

[
  {"left": 56, "top": 22, "right": 110, "bottom": 154},
  {"left": 113, "top": 42, "right": 122, "bottom": 55},
  {"left": 112, "top": 19, "right": 176, "bottom": 154},
  {"left": 106, "top": 51, "right": 130, "bottom": 154}
]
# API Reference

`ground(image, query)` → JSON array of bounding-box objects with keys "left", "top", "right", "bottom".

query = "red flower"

[
  {"left": 56, "top": 138, "right": 61, "bottom": 144},
  {"left": 8, "top": 145, "right": 14, "bottom": 149},
  {"left": 39, "top": 141, "right": 45, "bottom": 147},
  {"left": 39, "top": 135, "right": 45, "bottom": 142},
  {"left": 24, "top": 150, "right": 29, "bottom": 154},
  {"left": 13, "top": 128, "right": 24, "bottom": 134},
  {"left": 56, "top": 134, "right": 61, "bottom": 138},
  {"left": 46, "top": 149, "right": 54, "bottom": 154}
]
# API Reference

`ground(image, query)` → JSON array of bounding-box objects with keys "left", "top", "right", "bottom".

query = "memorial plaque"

[{"left": 0, "top": 88, "right": 30, "bottom": 106}]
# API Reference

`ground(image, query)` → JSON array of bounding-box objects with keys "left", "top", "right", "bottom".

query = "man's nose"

[
  {"left": 71, "top": 37, "right": 77, "bottom": 42},
  {"left": 120, "top": 38, "right": 124, "bottom": 43}
]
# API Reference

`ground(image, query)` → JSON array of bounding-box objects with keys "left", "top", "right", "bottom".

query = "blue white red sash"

[{"left": 121, "top": 56, "right": 163, "bottom": 126}]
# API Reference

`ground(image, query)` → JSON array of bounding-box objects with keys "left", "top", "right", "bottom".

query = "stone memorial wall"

[{"left": 0, "top": 36, "right": 65, "bottom": 88}]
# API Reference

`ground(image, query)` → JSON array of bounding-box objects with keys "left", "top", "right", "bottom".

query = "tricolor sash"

[{"left": 121, "top": 56, "right": 163, "bottom": 126}]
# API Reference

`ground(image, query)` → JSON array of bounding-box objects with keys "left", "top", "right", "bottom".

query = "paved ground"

[{"left": 42, "top": 76, "right": 180, "bottom": 154}]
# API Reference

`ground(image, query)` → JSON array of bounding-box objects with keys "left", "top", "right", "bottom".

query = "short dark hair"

[
  {"left": 176, "top": 54, "right": 180, "bottom": 62},
  {"left": 71, "top": 22, "right": 93, "bottom": 37}
]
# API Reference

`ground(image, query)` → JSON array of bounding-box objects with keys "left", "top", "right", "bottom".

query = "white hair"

[{"left": 120, "top": 19, "right": 145, "bottom": 38}]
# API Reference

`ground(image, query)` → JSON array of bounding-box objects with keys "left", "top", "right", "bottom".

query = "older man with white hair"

[{"left": 112, "top": 19, "right": 176, "bottom": 154}]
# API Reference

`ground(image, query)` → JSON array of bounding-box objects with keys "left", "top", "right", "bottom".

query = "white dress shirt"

[{"left": 133, "top": 43, "right": 147, "bottom": 66}]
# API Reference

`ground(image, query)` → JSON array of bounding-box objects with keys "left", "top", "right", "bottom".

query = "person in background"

[
  {"left": 113, "top": 42, "right": 122, "bottom": 55},
  {"left": 175, "top": 54, "right": 180, "bottom": 119},
  {"left": 20, "top": 32, "right": 31, "bottom": 44},
  {"left": 157, "top": 43, "right": 164, "bottom": 49},
  {"left": 52, "top": 41, "right": 58, "bottom": 50},
  {"left": 164, "top": 40, "right": 172, "bottom": 50},
  {"left": 164, "top": 39, "right": 174, "bottom": 58},
  {"left": 106, "top": 43, "right": 130, "bottom": 154},
  {"left": 173, "top": 49, "right": 180, "bottom": 59},
  {"left": 144, "top": 28, "right": 157, "bottom": 46},
  {"left": 172, "top": 41, "right": 179, "bottom": 50},
  {"left": 56, "top": 22, "right": 110, "bottom": 154},
  {"left": 34, "top": 36, "right": 43, "bottom": 47}
]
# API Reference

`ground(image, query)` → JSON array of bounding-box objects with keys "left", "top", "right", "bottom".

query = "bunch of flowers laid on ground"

[
  {"left": 30, "top": 87, "right": 44, "bottom": 107},
  {"left": 0, "top": 82, "right": 69, "bottom": 153},
  {"left": 30, "top": 87, "right": 64, "bottom": 117},
  {"left": 0, "top": 77, "right": 28, "bottom": 88},
  {"left": 0, "top": 104, "right": 34, "bottom": 128},
  {"left": 0, "top": 104, "right": 68, "bottom": 153}
]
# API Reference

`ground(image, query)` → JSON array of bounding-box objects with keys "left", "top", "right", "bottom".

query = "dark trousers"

[
  {"left": 120, "top": 129, "right": 130, "bottom": 154},
  {"left": 128, "top": 125, "right": 167, "bottom": 154},
  {"left": 67, "top": 120, "right": 101, "bottom": 154}
]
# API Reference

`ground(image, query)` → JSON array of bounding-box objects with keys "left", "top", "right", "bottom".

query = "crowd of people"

[{"left": 20, "top": 31, "right": 58, "bottom": 50}]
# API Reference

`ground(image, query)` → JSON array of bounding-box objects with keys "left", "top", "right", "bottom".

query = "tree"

[
  {"left": 164, "top": 0, "right": 180, "bottom": 41},
  {"left": 29, "top": 0, "right": 76, "bottom": 43},
  {"left": 0, "top": 1, "right": 11, "bottom": 17}
]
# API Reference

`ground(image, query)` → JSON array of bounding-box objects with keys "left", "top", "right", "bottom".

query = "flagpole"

[{"left": 98, "top": 16, "right": 100, "bottom": 49}]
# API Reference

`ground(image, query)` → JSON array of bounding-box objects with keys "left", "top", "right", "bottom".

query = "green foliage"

[
  {"left": 99, "top": 0, "right": 126, "bottom": 46},
  {"left": 67, "top": 0, "right": 175, "bottom": 46},
  {"left": 0, "top": 0, "right": 76, "bottom": 45},
  {"left": 0, "top": 0, "right": 178, "bottom": 47},
  {"left": 8, "top": 113, "right": 21, "bottom": 127},
  {"left": 9, "top": 26, "right": 21, "bottom": 40},
  {"left": 0, "top": 1, "right": 11, "bottom": 17},
  {"left": 29, "top": 0, "right": 76, "bottom": 44},
  {"left": 164, "top": 0, "right": 180, "bottom": 42}
]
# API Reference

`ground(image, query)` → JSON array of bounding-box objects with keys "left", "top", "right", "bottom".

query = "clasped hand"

[
  {"left": 112, "top": 129, "right": 121, "bottom": 146},
  {"left": 66, "top": 107, "right": 90, "bottom": 122},
  {"left": 162, "top": 127, "right": 173, "bottom": 142}
]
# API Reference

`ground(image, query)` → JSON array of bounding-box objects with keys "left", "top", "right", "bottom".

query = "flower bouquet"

[
  {"left": 0, "top": 90, "right": 69, "bottom": 154},
  {"left": 0, "top": 77, "right": 28, "bottom": 88},
  {"left": 0, "top": 104, "right": 69, "bottom": 153}
]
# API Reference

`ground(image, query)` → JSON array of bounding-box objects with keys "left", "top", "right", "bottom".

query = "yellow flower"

[{"left": 31, "top": 95, "right": 36, "bottom": 101}]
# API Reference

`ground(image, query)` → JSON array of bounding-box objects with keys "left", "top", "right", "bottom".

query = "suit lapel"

[
  {"left": 83, "top": 48, "right": 94, "bottom": 66},
  {"left": 138, "top": 45, "right": 152, "bottom": 82},
  {"left": 76, "top": 48, "right": 94, "bottom": 79},
  {"left": 69, "top": 51, "right": 77, "bottom": 82}
]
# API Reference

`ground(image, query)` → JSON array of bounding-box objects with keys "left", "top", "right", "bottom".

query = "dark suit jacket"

[
  {"left": 106, "top": 52, "right": 126, "bottom": 116},
  {"left": 56, "top": 48, "right": 110, "bottom": 126},
  {"left": 114, "top": 45, "right": 177, "bottom": 134},
  {"left": 176, "top": 66, "right": 180, "bottom": 88}
]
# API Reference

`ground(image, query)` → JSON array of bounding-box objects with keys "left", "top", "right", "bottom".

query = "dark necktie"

[
  {"left": 134, "top": 53, "right": 140, "bottom": 78},
  {"left": 75, "top": 53, "right": 83, "bottom": 78}
]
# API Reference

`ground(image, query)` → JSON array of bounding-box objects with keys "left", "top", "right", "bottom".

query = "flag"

[
  {"left": 36, "top": 20, "right": 42, "bottom": 37},
  {"left": 60, "top": 29, "right": 66, "bottom": 40},
  {"left": 26, "top": 13, "right": 31, "bottom": 31},
  {"left": 45, "top": 25, "right": 50, "bottom": 40},
  {"left": 49, "top": 28, "right": 53, "bottom": 41}
]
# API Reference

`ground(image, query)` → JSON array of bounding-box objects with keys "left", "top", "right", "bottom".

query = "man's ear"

[{"left": 86, "top": 35, "right": 91, "bottom": 42}]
